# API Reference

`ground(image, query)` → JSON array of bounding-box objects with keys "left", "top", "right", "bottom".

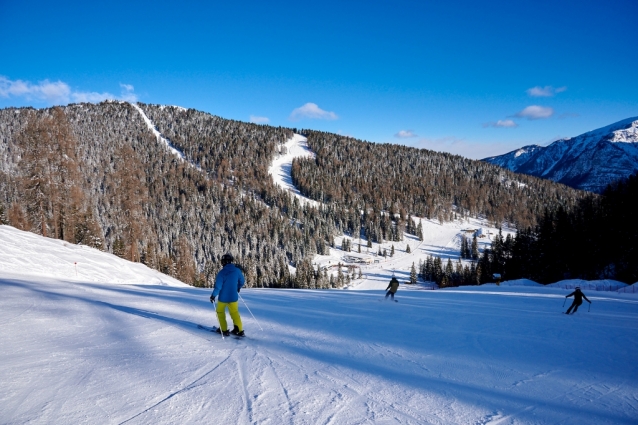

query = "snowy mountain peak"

[
  {"left": 563, "top": 116, "right": 638, "bottom": 145},
  {"left": 483, "top": 117, "right": 638, "bottom": 193},
  {"left": 607, "top": 117, "right": 638, "bottom": 143}
]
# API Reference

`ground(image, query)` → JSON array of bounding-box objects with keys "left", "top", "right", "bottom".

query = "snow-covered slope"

[
  {"left": 268, "top": 133, "right": 319, "bottom": 208},
  {"left": 0, "top": 225, "right": 185, "bottom": 286},
  {"left": 483, "top": 117, "right": 638, "bottom": 193},
  {"left": 2, "top": 226, "right": 638, "bottom": 424}
]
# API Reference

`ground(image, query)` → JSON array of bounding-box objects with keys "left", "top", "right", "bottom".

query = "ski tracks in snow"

[{"left": 116, "top": 359, "right": 225, "bottom": 425}]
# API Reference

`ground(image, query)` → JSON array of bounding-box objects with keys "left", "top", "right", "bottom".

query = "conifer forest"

[{"left": 2, "top": 102, "right": 618, "bottom": 288}]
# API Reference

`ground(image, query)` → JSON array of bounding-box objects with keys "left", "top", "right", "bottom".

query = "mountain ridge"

[{"left": 483, "top": 116, "right": 638, "bottom": 193}]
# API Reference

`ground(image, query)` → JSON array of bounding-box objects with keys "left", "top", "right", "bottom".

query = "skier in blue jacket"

[{"left": 210, "top": 253, "right": 245, "bottom": 337}]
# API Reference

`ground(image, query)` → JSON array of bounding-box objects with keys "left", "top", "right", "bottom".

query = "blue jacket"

[{"left": 212, "top": 264, "right": 245, "bottom": 303}]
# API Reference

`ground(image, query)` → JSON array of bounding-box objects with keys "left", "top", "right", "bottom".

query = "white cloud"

[
  {"left": 515, "top": 105, "right": 554, "bottom": 120},
  {"left": 395, "top": 130, "right": 418, "bottom": 138},
  {"left": 526, "top": 85, "right": 567, "bottom": 97},
  {"left": 483, "top": 119, "right": 518, "bottom": 128},
  {"left": 119, "top": 83, "right": 138, "bottom": 102},
  {"left": 0, "top": 76, "right": 137, "bottom": 105},
  {"left": 0, "top": 76, "right": 71, "bottom": 104},
  {"left": 289, "top": 102, "right": 338, "bottom": 121},
  {"left": 250, "top": 115, "right": 270, "bottom": 124}
]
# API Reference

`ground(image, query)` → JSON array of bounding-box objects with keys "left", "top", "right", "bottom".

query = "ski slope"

[
  {"left": 268, "top": 134, "right": 512, "bottom": 291},
  {"left": 1, "top": 226, "right": 638, "bottom": 424},
  {"left": 268, "top": 133, "right": 319, "bottom": 209}
]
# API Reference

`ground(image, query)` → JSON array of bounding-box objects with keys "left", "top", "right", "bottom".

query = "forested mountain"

[
  {"left": 483, "top": 117, "right": 638, "bottom": 193},
  {"left": 293, "top": 130, "right": 583, "bottom": 229},
  {"left": 0, "top": 102, "right": 587, "bottom": 287}
]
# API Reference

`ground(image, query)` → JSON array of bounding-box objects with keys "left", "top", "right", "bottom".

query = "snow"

[
  {"left": 0, "top": 225, "right": 185, "bottom": 286},
  {"left": 495, "top": 278, "right": 542, "bottom": 287},
  {"left": 609, "top": 119, "right": 638, "bottom": 143},
  {"left": 268, "top": 133, "right": 319, "bottom": 208},
  {"left": 317, "top": 217, "right": 513, "bottom": 292},
  {"left": 618, "top": 283, "right": 638, "bottom": 294},
  {"left": 1, "top": 225, "right": 638, "bottom": 424},
  {"left": 546, "top": 279, "right": 628, "bottom": 292}
]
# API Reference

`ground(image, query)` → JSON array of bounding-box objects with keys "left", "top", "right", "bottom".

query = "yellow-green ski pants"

[{"left": 216, "top": 301, "right": 242, "bottom": 332}]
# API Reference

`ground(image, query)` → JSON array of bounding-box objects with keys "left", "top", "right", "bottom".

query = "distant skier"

[
  {"left": 210, "top": 253, "right": 245, "bottom": 336},
  {"left": 385, "top": 275, "right": 399, "bottom": 301},
  {"left": 565, "top": 286, "right": 591, "bottom": 314}
]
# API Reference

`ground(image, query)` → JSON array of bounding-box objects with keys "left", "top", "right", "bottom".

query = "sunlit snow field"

[{"left": 1, "top": 225, "right": 637, "bottom": 425}]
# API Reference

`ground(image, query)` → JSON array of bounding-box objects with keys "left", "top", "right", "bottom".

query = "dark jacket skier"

[
  {"left": 210, "top": 253, "right": 245, "bottom": 336},
  {"left": 565, "top": 287, "right": 591, "bottom": 314},
  {"left": 385, "top": 276, "right": 399, "bottom": 300}
]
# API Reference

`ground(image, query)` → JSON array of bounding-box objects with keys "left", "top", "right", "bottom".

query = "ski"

[
  {"left": 197, "top": 324, "right": 246, "bottom": 339},
  {"left": 197, "top": 324, "right": 217, "bottom": 332}
]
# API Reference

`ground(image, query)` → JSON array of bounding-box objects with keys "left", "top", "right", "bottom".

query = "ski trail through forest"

[{"left": 268, "top": 133, "right": 319, "bottom": 208}]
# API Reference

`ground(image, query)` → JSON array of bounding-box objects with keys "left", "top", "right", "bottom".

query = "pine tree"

[
  {"left": 445, "top": 259, "right": 453, "bottom": 284},
  {"left": 0, "top": 203, "right": 8, "bottom": 225},
  {"left": 113, "top": 238, "right": 126, "bottom": 258},
  {"left": 410, "top": 262, "right": 417, "bottom": 284},
  {"left": 336, "top": 263, "right": 344, "bottom": 288},
  {"left": 471, "top": 235, "right": 479, "bottom": 260},
  {"left": 416, "top": 220, "right": 423, "bottom": 241},
  {"left": 406, "top": 244, "right": 411, "bottom": 253}
]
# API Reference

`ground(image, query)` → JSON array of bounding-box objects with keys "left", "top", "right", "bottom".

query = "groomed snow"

[
  {"left": 0, "top": 225, "right": 184, "bottom": 286},
  {"left": 2, "top": 226, "right": 638, "bottom": 424},
  {"left": 268, "top": 133, "right": 319, "bottom": 208}
]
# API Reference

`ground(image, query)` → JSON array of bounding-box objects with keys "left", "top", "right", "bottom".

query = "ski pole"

[
  {"left": 562, "top": 298, "right": 566, "bottom": 308},
  {"left": 212, "top": 299, "right": 225, "bottom": 340},
  {"left": 588, "top": 302, "right": 591, "bottom": 313},
  {"left": 239, "top": 293, "right": 263, "bottom": 331}
]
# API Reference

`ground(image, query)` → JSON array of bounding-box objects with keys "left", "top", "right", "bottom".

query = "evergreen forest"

[
  {"left": 0, "top": 102, "right": 591, "bottom": 287},
  {"left": 482, "top": 173, "right": 638, "bottom": 284}
]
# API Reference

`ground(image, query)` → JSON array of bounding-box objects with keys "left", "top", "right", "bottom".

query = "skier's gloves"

[
  {"left": 210, "top": 295, "right": 215, "bottom": 303},
  {"left": 238, "top": 287, "right": 241, "bottom": 293}
]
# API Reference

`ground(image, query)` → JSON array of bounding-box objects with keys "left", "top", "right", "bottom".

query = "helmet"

[{"left": 221, "top": 252, "right": 234, "bottom": 265}]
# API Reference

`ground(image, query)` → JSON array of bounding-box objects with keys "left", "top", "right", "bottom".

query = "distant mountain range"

[{"left": 483, "top": 117, "right": 638, "bottom": 193}]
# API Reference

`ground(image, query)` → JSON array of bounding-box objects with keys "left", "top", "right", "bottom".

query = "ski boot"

[
  {"left": 231, "top": 325, "right": 245, "bottom": 337},
  {"left": 215, "top": 328, "right": 230, "bottom": 337}
]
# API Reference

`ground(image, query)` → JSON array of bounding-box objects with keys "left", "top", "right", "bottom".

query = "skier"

[
  {"left": 565, "top": 286, "right": 591, "bottom": 314},
  {"left": 385, "top": 274, "right": 399, "bottom": 301},
  {"left": 210, "top": 253, "right": 245, "bottom": 336}
]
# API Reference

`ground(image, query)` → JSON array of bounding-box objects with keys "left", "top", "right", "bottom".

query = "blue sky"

[{"left": 1, "top": 0, "right": 636, "bottom": 159}]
